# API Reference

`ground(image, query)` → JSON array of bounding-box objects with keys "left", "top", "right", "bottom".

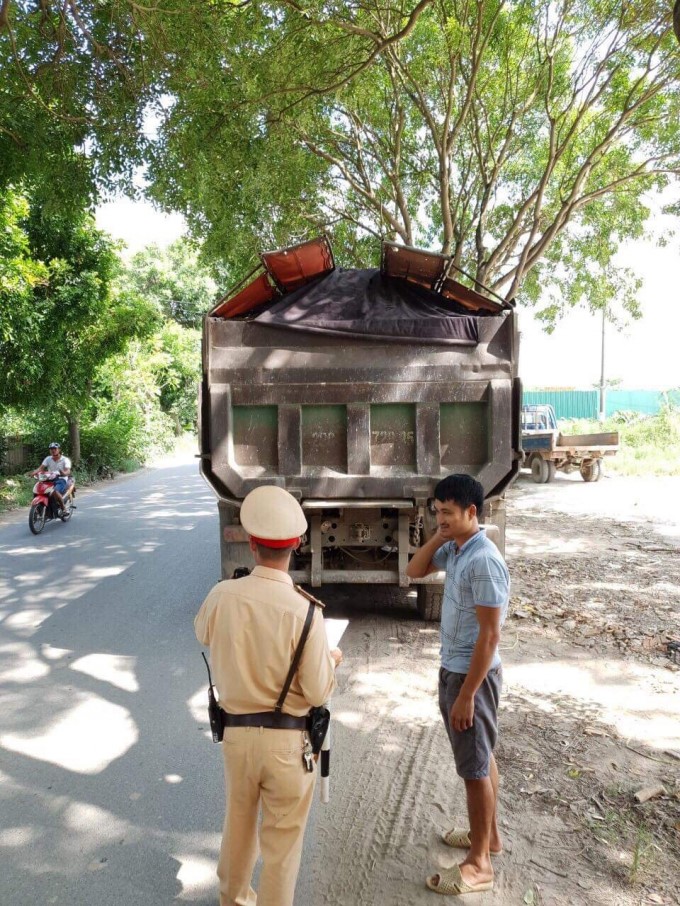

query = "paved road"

[
  {"left": 3, "top": 463, "right": 678, "bottom": 905},
  {"left": 0, "top": 458, "right": 229, "bottom": 905}
]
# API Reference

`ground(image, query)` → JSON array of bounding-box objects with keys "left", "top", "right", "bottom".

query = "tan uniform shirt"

[{"left": 194, "top": 565, "right": 336, "bottom": 716}]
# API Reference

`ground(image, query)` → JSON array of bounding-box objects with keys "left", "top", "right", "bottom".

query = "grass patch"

[
  {"left": 0, "top": 475, "right": 35, "bottom": 513},
  {"left": 118, "top": 458, "right": 143, "bottom": 473},
  {"left": 585, "top": 808, "right": 658, "bottom": 887},
  {"left": 581, "top": 783, "right": 672, "bottom": 890},
  {"left": 560, "top": 403, "right": 680, "bottom": 477},
  {"left": 629, "top": 822, "right": 656, "bottom": 886}
]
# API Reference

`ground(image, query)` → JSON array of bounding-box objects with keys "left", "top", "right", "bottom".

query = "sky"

[{"left": 96, "top": 197, "right": 680, "bottom": 391}]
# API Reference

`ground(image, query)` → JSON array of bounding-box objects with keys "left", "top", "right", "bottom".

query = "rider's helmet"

[{"left": 48, "top": 442, "right": 61, "bottom": 450}]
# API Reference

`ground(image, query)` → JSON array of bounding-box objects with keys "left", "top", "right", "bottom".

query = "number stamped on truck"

[{"left": 371, "top": 430, "right": 415, "bottom": 444}]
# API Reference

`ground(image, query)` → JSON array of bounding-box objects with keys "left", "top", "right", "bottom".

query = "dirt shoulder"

[
  {"left": 305, "top": 475, "right": 680, "bottom": 906},
  {"left": 498, "top": 474, "right": 680, "bottom": 905}
]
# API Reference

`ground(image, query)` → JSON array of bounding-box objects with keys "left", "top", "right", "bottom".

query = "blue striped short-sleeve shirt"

[{"left": 431, "top": 529, "right": 510, "bottom": 674}]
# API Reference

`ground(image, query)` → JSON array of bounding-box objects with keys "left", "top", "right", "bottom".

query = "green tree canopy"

[
  {"left": 120, "top": 240, "right": 218, "bottom": 329},
  {"left": 0, "top": 0, "right": 157, "bottom": 207},
  {"left": 4, "top": 1, "right": 679, "bottom": 322},
  {"left": 147, "top": 0, "right": 680, "bottom": 322},
  {"left": 0, "top": 189, "right": 49, "bottom": 362},
  {"left": 0, "top": 188, "right": 160, "bottom": 461},
  {"left": 147, "top": 321, "right": 201, "bottom": 433}
]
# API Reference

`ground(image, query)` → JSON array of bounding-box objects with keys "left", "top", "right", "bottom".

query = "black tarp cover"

[{"left": 254, "top": 268, "right": 484, "bottom": 345}]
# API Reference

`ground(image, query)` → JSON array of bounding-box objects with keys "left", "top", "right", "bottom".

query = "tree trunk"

[{"left": 67, "top": 415, "right": 81, "bottom": 466}]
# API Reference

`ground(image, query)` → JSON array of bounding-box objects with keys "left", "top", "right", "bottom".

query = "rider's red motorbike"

[{"left": 29, "top": 471, "right": 76, "bottom": 535}]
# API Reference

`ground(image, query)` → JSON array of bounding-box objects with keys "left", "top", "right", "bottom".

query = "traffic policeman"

[{"left": 195, "top": 485, "right": 342, "bottom": 906}]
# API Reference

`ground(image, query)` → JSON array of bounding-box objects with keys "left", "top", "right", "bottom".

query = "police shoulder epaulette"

[{"left": 294, "top": 585, "right": 326, "bottom": 609}]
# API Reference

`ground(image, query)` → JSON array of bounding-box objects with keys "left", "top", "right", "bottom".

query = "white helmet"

[{"left": 239, "top": 486, "right": 307, "bottom": 547}]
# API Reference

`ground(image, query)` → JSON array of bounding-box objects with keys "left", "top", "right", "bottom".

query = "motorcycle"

[{"left": 28, "top": 471, "right": 77, "bottom": 535}]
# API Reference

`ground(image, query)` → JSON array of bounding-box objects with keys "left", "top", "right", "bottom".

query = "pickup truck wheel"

[
  {"left": 580, "top": 459, "right": 602, "bottom": 482},
  {"left": 416, "top": 586, "right": 443, "bottom": 621},
  {"left": 531, "top": 455, "right": 550, "bottom": 484}
]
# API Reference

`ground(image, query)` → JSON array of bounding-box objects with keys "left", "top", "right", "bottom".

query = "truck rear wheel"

[
  {"left": 530, "top": 455, "right": 550, "bottom": 484},
  {"left": 580, "top": 459, "right": 602, "bottom": 482},
  {"left": 416, "top": 585, "right": 443, "bottom": 621}
]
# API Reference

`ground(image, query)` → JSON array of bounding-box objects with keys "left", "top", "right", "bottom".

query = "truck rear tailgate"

[{"left": 201, "top": 317, "right": 520, "bottom": 502}]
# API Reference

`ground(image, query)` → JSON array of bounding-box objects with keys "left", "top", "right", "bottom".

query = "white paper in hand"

[{"left": 324, "top": 618, "right": 349, "bottom": 651}]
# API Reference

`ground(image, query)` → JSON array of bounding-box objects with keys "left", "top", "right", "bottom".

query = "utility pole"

[{"left": 598, "top": 306, "right": 606, "bottom": 422}]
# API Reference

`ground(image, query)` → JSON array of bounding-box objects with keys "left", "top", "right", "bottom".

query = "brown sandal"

[
  {"left": 442, "top": 827, "right": 503, "bottom": 855},
  {"left": 426, "top": 864, "right": 494, "bottom": 895}
]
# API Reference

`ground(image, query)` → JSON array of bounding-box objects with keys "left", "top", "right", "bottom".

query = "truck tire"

[
  {"left": 531, "top": 455, "right": 549, "bottom": 484},
  {"left": 546, "top": 461, "right": 557, "bottom": 483},
  {"left": 580, "top": 459, "right": 602, "bottom": 482},
  {"left": 221, "top": 541, "right": 253, "bottom": 580},
  {"left": 417, "top": 585, "right": 443, "bottom": 621}
]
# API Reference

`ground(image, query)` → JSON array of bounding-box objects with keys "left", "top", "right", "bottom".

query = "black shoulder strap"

[{"left": 275, "top": 601, "right": 315, "bottom": 713}]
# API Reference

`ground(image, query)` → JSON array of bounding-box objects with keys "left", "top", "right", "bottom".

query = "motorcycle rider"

[{"left": 32, "top": 442, "right": 72, "bottom": 512}]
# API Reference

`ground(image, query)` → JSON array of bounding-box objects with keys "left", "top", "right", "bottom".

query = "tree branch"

[
  {"left": 296, "top": 130, "right": 409, "bottom": 241},
  {"left": 0, "top": 0, "right": 11, "bottom": 32},
  {"left": 256, "top": 0, "right": 435, "bottom": 116}
]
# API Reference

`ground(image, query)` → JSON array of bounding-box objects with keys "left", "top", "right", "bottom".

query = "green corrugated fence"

[
  {"left": 523, "top": 389, "right": 680, "bottom": 420},
  {"left": 523, "top": 390, "right": 598, "bottom": 420},
  {"left": 606, "top": 389, "right": 680, "bottom": 416}
]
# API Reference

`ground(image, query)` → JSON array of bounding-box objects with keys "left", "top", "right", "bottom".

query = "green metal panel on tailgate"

[
  {"left": 233, "top": 405, "right": 278, "bottom": 467},
  {"left": 440, "top": 402, "right": 487, "bottom": 465},
  {"left": 302, "top": 405, "right": 347, "bottom": 471},
  {"left": 370, "top": 404, "right": 416, "bottom": 469}
]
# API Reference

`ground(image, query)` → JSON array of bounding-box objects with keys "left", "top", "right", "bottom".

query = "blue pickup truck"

[{"left": 521, "top": 404, "right": 619, "bottom": 483}]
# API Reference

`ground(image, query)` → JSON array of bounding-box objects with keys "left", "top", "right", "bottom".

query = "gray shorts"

[{"left": 438, "top": 665, "right": 502, "bottom": 780}]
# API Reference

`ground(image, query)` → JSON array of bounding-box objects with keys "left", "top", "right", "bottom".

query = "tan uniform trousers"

[{"left": 218, "top": 726, "right": 315, "bottom": 906}]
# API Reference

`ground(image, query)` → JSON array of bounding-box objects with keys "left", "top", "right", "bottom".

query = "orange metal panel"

[
  {"left": 261, "top": 236, "right": 335, "bottom": 291},
  {"left": 440, "top": 277, "right": 503, "bottom": 313},
  {"left": 211, "top": 272, "right": 277, "bottom": 319},
  {"left": 382, "top": 242, "right": 448, "bottom": 290}
]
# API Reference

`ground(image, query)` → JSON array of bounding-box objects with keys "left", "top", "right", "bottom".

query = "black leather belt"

[{"left": 221, "top": 710, "right": 307, "bottom": 730}]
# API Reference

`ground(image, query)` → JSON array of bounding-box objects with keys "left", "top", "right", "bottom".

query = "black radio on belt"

[
  {"left": 201, "top": 652, "right": 225, "bottom": 743},
  {"left": 306, "top": 705, "right": 330, "bottom": 755}
]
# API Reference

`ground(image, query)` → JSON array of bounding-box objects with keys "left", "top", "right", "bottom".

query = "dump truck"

[
  {"left": 521, "top": 404, "right": 619, "bottom": 483},
  {"left": 199, "top": 237, "right": 522, "bottom": 620}
]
